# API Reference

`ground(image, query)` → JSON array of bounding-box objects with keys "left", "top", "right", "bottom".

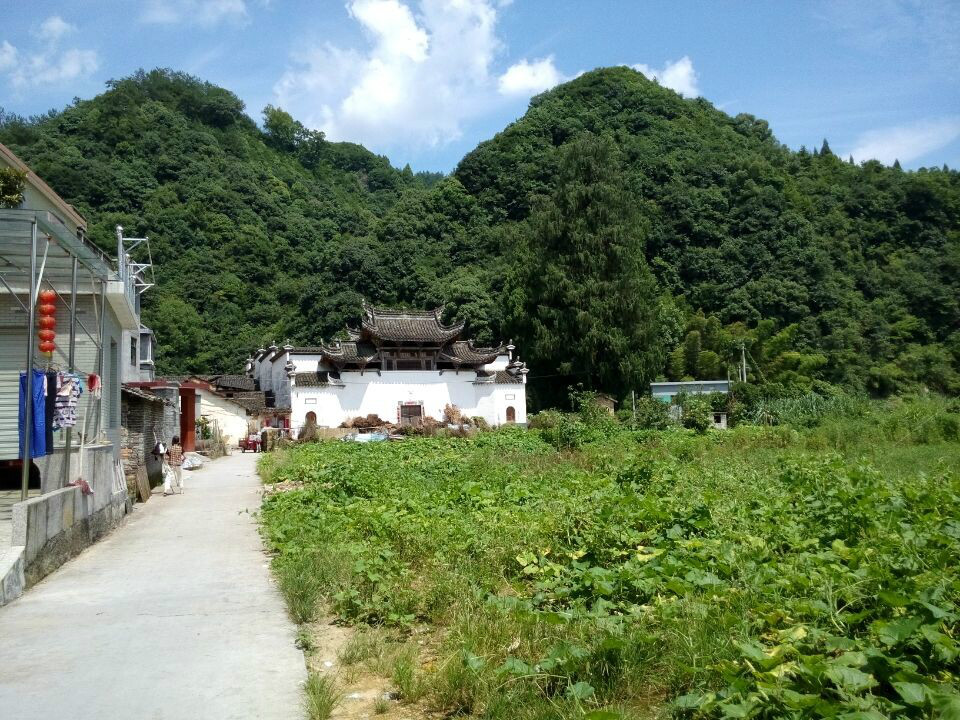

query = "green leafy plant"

[
  {"left": 261, "top": 405, "right": 960, "bottom": 718},
  {"left": 0, "top": 167, "right": 26, "bottom": 208}
]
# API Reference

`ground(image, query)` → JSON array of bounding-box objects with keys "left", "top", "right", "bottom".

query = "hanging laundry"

[
  {"left": 19, "top": 369, "right": 47, "bottom": 458},
  {"left": 53, "top": 371, "right": 83, "bottom": 430},
  {"left": 45, "top": 370, "right": 57, "bottom": 453}
]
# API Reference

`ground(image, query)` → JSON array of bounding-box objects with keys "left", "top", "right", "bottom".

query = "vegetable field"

[{"left": 260, "top": 400, "right": 960, "bottom": 719}]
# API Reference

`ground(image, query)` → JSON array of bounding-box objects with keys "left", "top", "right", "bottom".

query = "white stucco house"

[{"left": 247, "top": 305, "right": 529, "bottom": 435}]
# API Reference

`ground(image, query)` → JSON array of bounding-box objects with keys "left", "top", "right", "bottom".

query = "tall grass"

[{"left": 303, "top": 674, "right": 339, "bottom": 720}]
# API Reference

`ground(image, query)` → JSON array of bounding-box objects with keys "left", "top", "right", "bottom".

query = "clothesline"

[{"left": 19, "top": 369, "right": 85, "bottom": 459}]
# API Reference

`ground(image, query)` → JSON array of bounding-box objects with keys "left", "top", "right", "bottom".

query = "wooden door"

[{"left": 400, "top": 404, "right": 423, "bottom": 427}]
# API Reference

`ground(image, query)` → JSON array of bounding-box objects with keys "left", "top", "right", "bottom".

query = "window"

[
  {"left": 305, "top": 411, "right": 317, "bottom": 423},
  {"left": 382, "top": 350, "right": 435, "bottom": 371},
  {"left": 395, "top": 359, "right": 425, "bottom": 370},
  {"left": 506, "top": 406, "right": 516, "bottom": 423},
  {"left": 139, "top": 333, "right": 152, "bottom": 362},
  {"left": 131, "top": 337, "right": 138, "bottom": 367}
]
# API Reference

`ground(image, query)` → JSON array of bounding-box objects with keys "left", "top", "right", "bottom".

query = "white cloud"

[
  {"left": 847, "top": 118, "right": 960, "bottom": 165},
  {"left": 275, "top": 0, "right": 513, "bottom": 149},
  {"left": 141, "top": 0, "right": 248, "bottom": 27},
  {"left": 0, "top": 41, "right": 17, "bottom": 72},
  {"left": 498, "top": 56, "right": 564, "bottom": 96},
  {"left": 9, "top": 48, "right": 100, "bottom": 88},
  {"left": 37, "top": 16, "right": 75, "bottom": 42},
  {"left": 349, "top": 0, "right": 428, "bottom": 61},
  {"left": 632, "top": 56, "right": 699, "bottom": 97},
  {"left": 1, "top": 15, "right": 98, "bottom": 90}
]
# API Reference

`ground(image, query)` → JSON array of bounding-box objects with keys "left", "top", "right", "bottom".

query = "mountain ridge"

[{"left": 1, "top": 66, "right": 957, "bottom": 399}]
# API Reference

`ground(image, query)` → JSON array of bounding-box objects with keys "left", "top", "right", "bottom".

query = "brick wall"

[{"left": 120, "top": 393, "right": 176, "bottom": 488}]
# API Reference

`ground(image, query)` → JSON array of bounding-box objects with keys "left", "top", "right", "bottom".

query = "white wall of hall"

[
  {"left": 256, "top": 355, "right": 273, "bottom": 393},
  {"left": 271, "top": 351, "right": 291, "bottom": 409},
  {"left": 196, "top": 389, "right": 251, "bottom": 446},
  {"left": 288, "top": 353, "right": 325, "bottom": 373},
  {"left": 289, "top": 370, "right": 526, "bottom": 434}
]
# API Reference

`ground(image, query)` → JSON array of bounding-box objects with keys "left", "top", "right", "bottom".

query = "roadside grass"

[
  {"left": 303, "top": 673, "right": 340, "bottom": 720},
  {"left": 261, "top": 399, "right": 960, "bottom": 719}
]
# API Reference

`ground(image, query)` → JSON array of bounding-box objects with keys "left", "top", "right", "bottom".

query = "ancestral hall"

[{"left": 246, "top": 305, "right": 528, "bottom": 433}]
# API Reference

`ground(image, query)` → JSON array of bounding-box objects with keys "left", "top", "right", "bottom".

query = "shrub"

[
  {"left": 680, "top": 395, "right": 713, "bottom": 433},
  {"left": 527, "top": 410, "right": 564, "bottom": 430},
  {"left": 443, "top": 404, "right": 463, "bottom": 424},
  {"left": 618, "top": 395, "right": 671, "bottom": 430}
]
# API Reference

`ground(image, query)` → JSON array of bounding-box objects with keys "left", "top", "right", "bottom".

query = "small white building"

[{"left": 247, "top": 305, "right": 529, "bottom": 436}]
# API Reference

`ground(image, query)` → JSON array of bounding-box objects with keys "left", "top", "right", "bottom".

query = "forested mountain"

[{"left": 2, "top": 67, "right": 958, "bottom": 403}]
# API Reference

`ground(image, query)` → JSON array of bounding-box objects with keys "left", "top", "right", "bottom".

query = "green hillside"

[
  {"left": 457, "top": 67, "right": 960, "bottom": 400},
  {"left": 2, "top": 67, "right": 958, "bottom": 402},
  {"left": 0, "top": 69, "right": 460, "bottom": 372}
]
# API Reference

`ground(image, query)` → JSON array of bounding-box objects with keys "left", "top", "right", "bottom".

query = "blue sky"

[{"left": 1, "top": 0, "right": 958, "bottom": 172}]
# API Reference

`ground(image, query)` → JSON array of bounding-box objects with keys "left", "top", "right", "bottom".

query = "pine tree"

[
  {"left": 820, "top": 138, "right": 833, "bottom": 156},
  {"left": 507, "top": 133, "right": 665, "bottom": 397}
]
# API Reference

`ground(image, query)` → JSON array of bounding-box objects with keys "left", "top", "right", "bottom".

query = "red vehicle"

[{"left": 239, "top": 434, "right": 261, "bottom": 453}]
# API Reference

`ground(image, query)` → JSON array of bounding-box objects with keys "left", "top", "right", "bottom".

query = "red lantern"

[{"left": 37, "top": 296, "right": 57, "bottom": 354}]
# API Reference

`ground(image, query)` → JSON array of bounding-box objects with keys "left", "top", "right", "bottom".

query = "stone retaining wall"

[
  {"left": 12, "top": 485, "right": 128, "bottom": 586},
  {"left": 1, "top": 476, "right": 128, "bottom": 605}
]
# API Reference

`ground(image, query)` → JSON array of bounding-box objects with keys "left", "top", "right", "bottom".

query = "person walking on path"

[{"left": 164, "top": 436, "right": 185, "bottom": 495}]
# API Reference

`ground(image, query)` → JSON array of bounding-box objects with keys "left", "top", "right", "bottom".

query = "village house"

[
  {"left": 651, "top": 379, "right": 730, "bottom": 429},
  {"left": 245, "top": 304, "right": 528, "bottom": 435},
  {"left": 0, "top": 142, "right": 167, "bottom": 604}
]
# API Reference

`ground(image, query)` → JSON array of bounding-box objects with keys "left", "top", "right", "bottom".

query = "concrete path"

[{"left": 0, "top": 452, "right": 306, "bottom": 719}]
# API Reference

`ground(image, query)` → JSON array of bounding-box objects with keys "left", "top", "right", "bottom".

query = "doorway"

[{"left": 399, "top": 403, "right": 424, "bottom": 427}]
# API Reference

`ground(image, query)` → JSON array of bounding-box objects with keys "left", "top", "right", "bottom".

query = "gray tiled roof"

[
  {"left": 440, "top": 340, "right": 505, "bottom": 365},
  {"left": 229, "top": 395, "right": 265, "bottom": 412},
  {"left": 215, "top": 375, "right": 255, "bottom": 391},
  {"left": 358, "top": 303, "right": 464, "bottom": 343},
  {"left": 121, "top": 384, "right": 165, "bottom": 403},
  {"left": 294, "top": 371, "right": 331, "bottom": 387},
  {"left": 317, "top": 341, "right": 378, "bottom": 362}
]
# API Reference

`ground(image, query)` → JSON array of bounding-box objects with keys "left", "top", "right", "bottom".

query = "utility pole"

[
  {"left": 740, "top": 342, "right": 748, "bottom": 383},
  {"left": 631, "top": 390, "right": 636, "bottom": 427}
]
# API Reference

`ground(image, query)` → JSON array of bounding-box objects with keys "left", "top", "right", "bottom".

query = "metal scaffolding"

[{"left": 0, "top": 209, "right": 113, "bottom": 500}]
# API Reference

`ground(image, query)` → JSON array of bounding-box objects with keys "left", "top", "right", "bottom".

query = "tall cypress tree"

[{"left": 507, "top": 133, "right": 665, "bottom": 400}]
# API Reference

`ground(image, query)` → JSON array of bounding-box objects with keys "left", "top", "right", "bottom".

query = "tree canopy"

[
  {"left": 2, "top": 66, "right": 958, "bottom": 401},
  {"left": 507, "top": 134, "right": 664, "bottom": 402}
]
